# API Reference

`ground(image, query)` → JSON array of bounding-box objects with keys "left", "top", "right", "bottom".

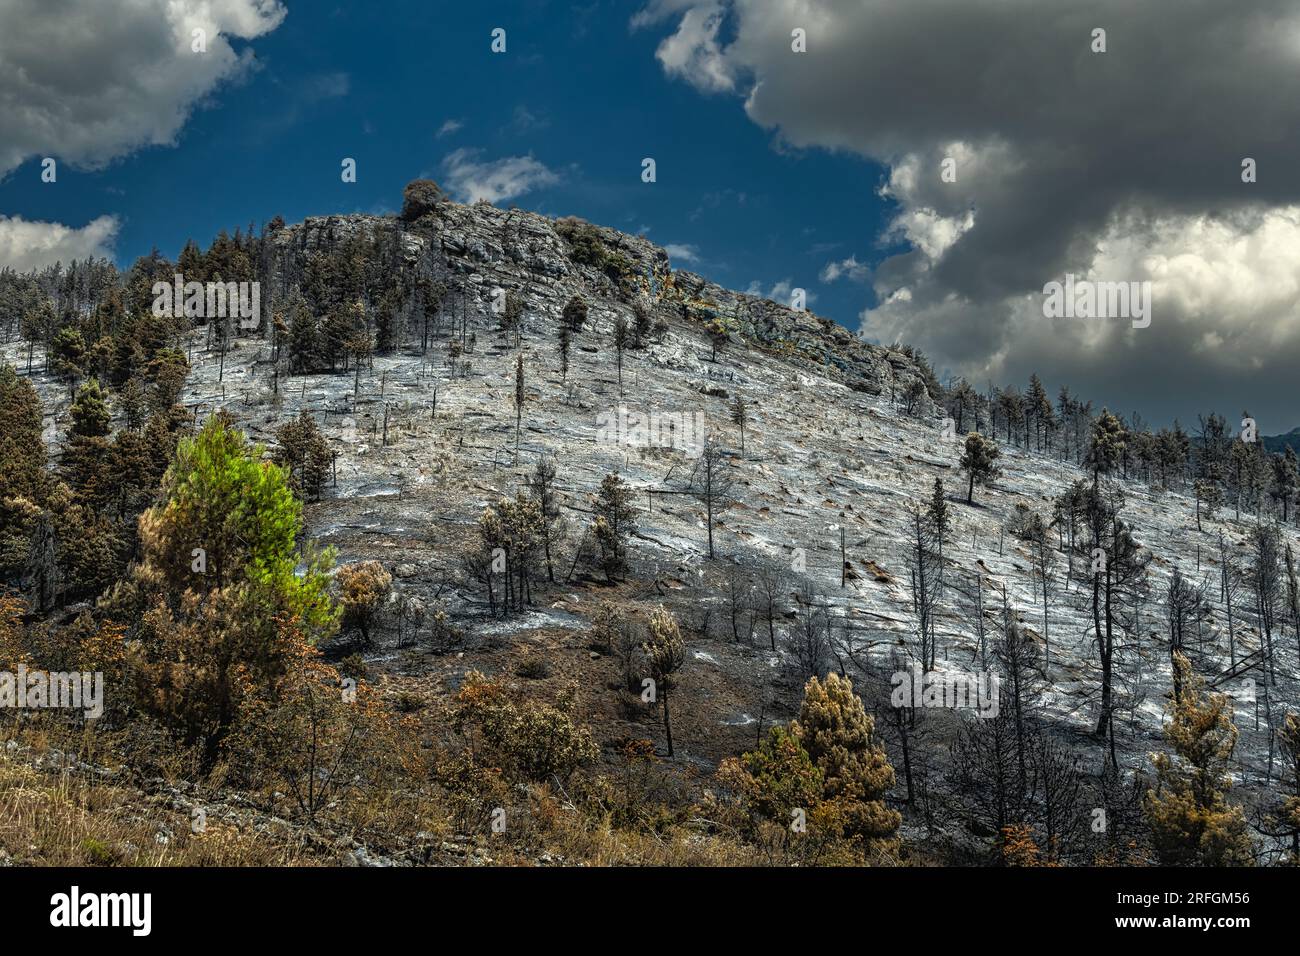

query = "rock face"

[{"left": 263, "top": 201, "right": 933, "bottom": 405}]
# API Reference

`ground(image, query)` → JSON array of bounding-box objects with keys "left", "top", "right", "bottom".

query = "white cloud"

[
  {"left": 0, "top": 215, "right": 120, "bottom": 271},
  {"left": 864, "top": 205, "right": 1300, "bottom": 425},
  {"left": 631, "top": 0, "right": 705, "bottom": 29},
  {"left": 436, "top": 119, "right": 464, "bottom": 139},
  {"left": 652, "top": 2, "right": 736, "bottom": 93},
  {"left": 0, "top": 0, "right": 287, "bottom": 177},
  {"left": 746, "top": 278, "right": 813, "bottom": 306},
  {"left": 440, "top": 149, "right": 559, "bottom": 204},
  {"left": 883, "top": 206, "right": 975, "bottom": 263},
  {"left": 665, "top": 242, "right": 701, "bottom": 264},
  {"left": 820, "top": 254, "right": 869, "bottom": 283}
]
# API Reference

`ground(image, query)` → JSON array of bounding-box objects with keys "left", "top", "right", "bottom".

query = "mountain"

[
  {"left": 1262, "top": 428, "right": 1300, "bottom": 455},
  {"left": 0, "top": 196, "right": 1287, "bottom": 866}
]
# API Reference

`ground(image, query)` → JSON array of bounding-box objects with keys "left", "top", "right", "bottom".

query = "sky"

[{"left": 2, "top": 0, "right": 1299, "bottom": 432}]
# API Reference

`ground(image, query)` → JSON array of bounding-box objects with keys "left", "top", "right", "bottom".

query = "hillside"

[{"left": 0, "top": 195, "right": 1294, "bottom": 866}]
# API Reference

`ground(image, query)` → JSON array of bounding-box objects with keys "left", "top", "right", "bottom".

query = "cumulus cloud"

[
  {"left": 0, "top": 0, "right": 287, "bottom": 177},
  {"left": 440, "top": 149, "right": 559, "bottom": 204},
  {"left": 0, "top": 215, "right": 120, "bottom": 271},
  {"left": 639, "top": 0, "right": 1300, "bottom": 424}
]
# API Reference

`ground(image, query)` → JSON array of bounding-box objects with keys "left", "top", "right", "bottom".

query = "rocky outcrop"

[{"left": 264, "top": 200, "right": 933, "bottom": 406}]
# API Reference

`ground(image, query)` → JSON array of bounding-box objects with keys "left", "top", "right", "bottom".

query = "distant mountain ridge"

[{"left": 1262, "top": 428, "right": 1300, "bottom": 454}]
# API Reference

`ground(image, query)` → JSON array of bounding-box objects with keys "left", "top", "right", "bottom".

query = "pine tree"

[
  {"left": 1026, "top": 373, "right": 1053, "bottom": 452},
  {"left": 126, "top": 414, "right": 338, "bottom": 767},
  {"left": 374, "top": 292, "right": 397, "bottom": 354},
  {"left": 686, "top": 436, "right": 735, "bottom": 559},
  {"left": 905, "top": 499, "right": 942, "bottom": 670},
  {"left": 1144, "top": 653, "right": 1253, "bottom": 866},
  {"left": 593, "top": 472, "right": 636, "bottom": 581},
  {"left": 1081, "top": 483, "right": 1148, "bottom": 747},
  {"left": 287, "top": 299, "right": 319, "bottom": 374},
  {"left": 20, "top": 298, "right": 55, "bottom": 372},
  {"left": 527, "top": 455, "right": 565, "bottom": 583},
  {"left": 400, "top": 178, "right": 446, "bottom": 223},
  {"left": 562, "top": 294, "right": 587, "bottom": 333},
  {"left": 631, "top": 296, "right": 652, "bottom": 348},
  {"left": 336, "top": 560, "right": 392, "bottom": 647},
  {"left": 960, "top": 432, "right": 1000, "bottom": 504},
  {"left": 1274, "top": 713, "right": 1300, "bottom": 864},
  {"left": 792, "top": 673, "right": 901, "bottom": 848},
  {"left": 1274, "top": 447, "right": 1299, "bottom": 522},
  {"left": 119, "top": 377, "right": 148, "bottom": 431},
  {"left": 1193, "top": 477, "right": 1222, "bottom": 531},
  {"left": 51, "top": 326, "right": 88, "bottom": 396},
  {"left": 0, "top": 365, "right": 47, "bottom": 584},
  {"left": 1024, "top": 510, "right": 1053, "bottom": 668},
  {"left": 275, "top": 411, "right": 332, "bottom": 502},
  {"left": 927, "top": 476, "right": 949, "bottom": 542},
  {"left": 69, "top": 377, "right": 111, "bottom": 439},
  {"left": 558, "top": 322, "right": 571, "bottom": 384},
  {"left": 1165, "top": 568, "right": 1208, "bottom": 703},
  {"left": 135, "top": 413, "right": 335, "bottom": 620},
  {"left": 64, "top": 379, "right": 114, "bottom": 510},
  {"left": 643, "top": 605, "right": 686, "bottom": 757},
  {"left": 705, "top": 314, "right": 729, "bottom": 363},
  {"left": 1087, "top": 408, "right": 1127, "bottom": 482},
  {"left": 719, "top": 725, "right": 823, "bottom": 827},
  {"left": 730, "top": 395, "right": 749, "bottom": 454},
  {"left": 501, "top": 290, "right": 524, "bottom": 346}
]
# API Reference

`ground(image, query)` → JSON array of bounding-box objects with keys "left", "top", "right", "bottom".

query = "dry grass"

[
  {"left": 0, "top": 760, "right": 321, "bottom": 867},
  {"left": 0, "top": 720, "right": 324, "bottom": 867}
]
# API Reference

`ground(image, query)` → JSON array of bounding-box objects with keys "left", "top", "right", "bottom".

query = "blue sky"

[
  {"left": 0, "top": 0, "right": 895, "bottom": 339},
  {"left": 6, "top": 0, "right": 1300, "bottom": 428}
]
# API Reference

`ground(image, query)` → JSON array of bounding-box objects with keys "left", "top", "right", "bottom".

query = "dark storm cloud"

[{"left": 639, "top": 0, "right": 1300, "bottom": 425}]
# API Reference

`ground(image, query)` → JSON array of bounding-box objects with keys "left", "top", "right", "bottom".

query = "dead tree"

[
  {"left": 1165, "top": 567, "right": 1208, "bottom": 704},
  {"left": 1219, "top": 531, "right": 1243, "bottom": 665},
  {"left": 904, "top": 501, "right": 942, "bottom": 671},
  {"left": 995, "top": 617, "right": 1043, "bottom": 806},
  {"left": 685, "top": 436, "right": 736, "bottom": 559},
  {"left": 1249, "top": 522, "right": 1282, "bottom": 686},
  {"left": 527, "top": 455, "right": 565, "bottom": 583},
  {"left": 1024, "top": 512, "right": 1055, "bottom": 671},
  {"left": 788, "top": 579, "right": 831, "bottom": 680},
  {"left": 754, "top": 561, "right": 790, "bottom": 652},
  {"left": 1030, "top": 734, "right": 1087, "bottom": 863},
  {"left": 1080, "top": 482, "right": 1149, "bottom": 755},
  {"left": 513, "top": 353, "right": 525, "bottom": 464},
  {"left": 723, "top": 564, "right": 755, "bottom": 643}
]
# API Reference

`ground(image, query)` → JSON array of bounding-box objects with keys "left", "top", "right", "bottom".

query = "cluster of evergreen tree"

[{"left": 941, "top": 368, "right": 1298, "bottom": 529}]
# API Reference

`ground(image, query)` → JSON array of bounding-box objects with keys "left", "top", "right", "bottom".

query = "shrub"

[
  {"left": 400, "top": 179, "right": 446, "bottom": 223},
  {"left": 336, "top": 561, "right": 393, "bottom": 646},
  {"left": 453, "top": 671, "right": 598, "bottom": 784},
  {"left": 229, "top": 626, "right": 414, "bottom": 821},
  {"left": 555, "top": 217, "right": 606, "bottom": 267}
]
